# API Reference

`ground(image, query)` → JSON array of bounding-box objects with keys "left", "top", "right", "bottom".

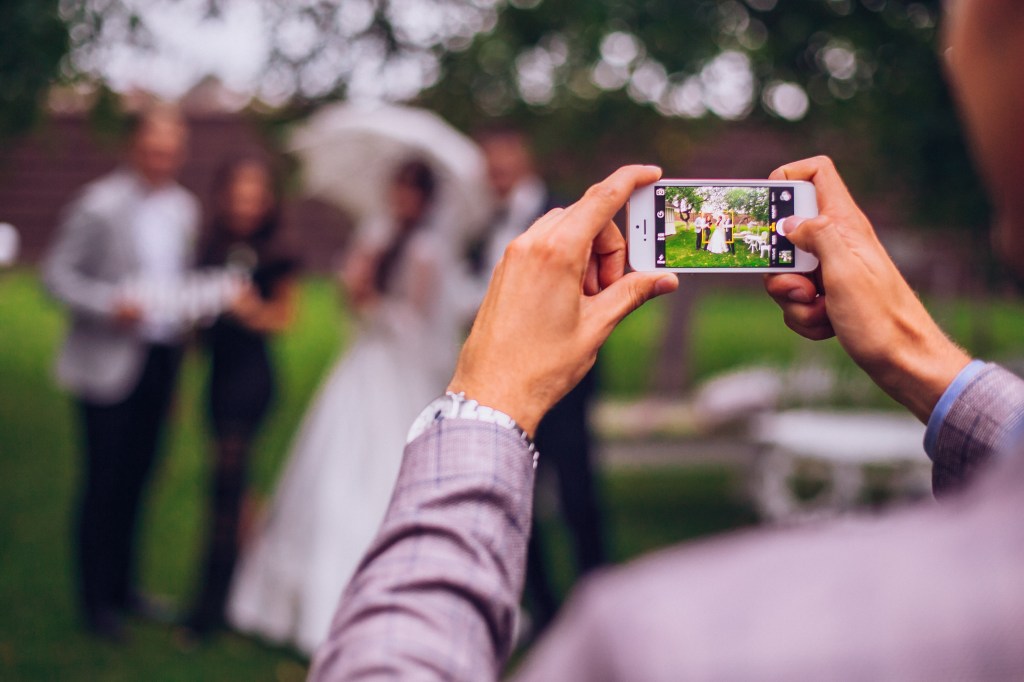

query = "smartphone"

[{"left": 628, "top": 179, "right": 818, "bottom": 272}]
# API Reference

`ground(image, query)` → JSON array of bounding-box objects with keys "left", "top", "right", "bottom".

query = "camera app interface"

[{"left": 654, "top": 185, "right": 796, "bottom": 268}]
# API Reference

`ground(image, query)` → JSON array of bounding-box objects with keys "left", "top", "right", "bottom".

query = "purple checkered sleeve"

[
  {"left": 309, "top": 419, "right": 535, "bottom": 681},
  {"left": 931, "top": 363, "right": 1024, "bottom": 496}
]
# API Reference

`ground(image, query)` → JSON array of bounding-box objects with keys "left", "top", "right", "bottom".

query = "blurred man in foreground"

[
  {"left": 311, "top": 2, "right": 1024, "bottom": 679},
  {"left": 44, "top": 105, "right": 198, "bottom": 641}
]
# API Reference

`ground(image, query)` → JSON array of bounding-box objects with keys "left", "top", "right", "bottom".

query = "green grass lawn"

[
  {"left": 665, "top": 226, "right": 770, "bottom": 268},
  {"left": 0, "top": 270, "right": 760, "bottom": 681},
  {"left": 2, "top": 267, "right": 1023, "bottom": 679}
]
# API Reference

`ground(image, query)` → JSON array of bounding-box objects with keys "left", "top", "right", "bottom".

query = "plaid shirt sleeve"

[
  {"left": 309, "top": 419, "right": 536, "bottom": 681},
  {"left": 928, "top": 363, "right": 1024, "bottom": 496}
]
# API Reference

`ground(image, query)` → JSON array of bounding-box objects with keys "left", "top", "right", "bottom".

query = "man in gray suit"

[
  {"left": 311, "top": 2, "right": 1024, "bottom": 678},
  {"left": 44, "top": 105, "right": 199, "bottom": 640}
]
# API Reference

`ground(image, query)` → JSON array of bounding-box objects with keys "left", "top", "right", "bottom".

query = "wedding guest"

[
  {"left": 182, "top": 154, "right": 299, "bottom": 639},
  {"left": 311, "top": 4, "right": 1024, "bottom": 676},
  {"left": 43, "top": 104, "right": 199, "bottom": 641},
  {"left": 476, "top": 126, "right": 606, "bottom": 634}
]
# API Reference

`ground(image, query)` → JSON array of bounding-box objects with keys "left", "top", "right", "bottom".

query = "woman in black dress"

[{"left": 185, "top": 154, "right": 299, "bottom": 637}]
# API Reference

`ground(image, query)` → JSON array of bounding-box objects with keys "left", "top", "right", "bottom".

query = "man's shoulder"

[
  {"left": 167, "top": 182, "right": 201, "bottom": 224},
  {"left": 71, "top": 169, "right": 137, "bottom": 217},
  {"left": 167, "top": 180, "right": 199, "bottom": 206}
]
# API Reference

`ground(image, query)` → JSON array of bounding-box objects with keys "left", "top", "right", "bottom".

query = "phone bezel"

[{"left": 627, "top": 179, "right": 819, "bottom": 273}]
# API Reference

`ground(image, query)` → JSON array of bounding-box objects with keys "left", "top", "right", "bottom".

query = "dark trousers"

[
  {"left": 525, "top": 368, "right": 605, "bottom": 631},
  {"left": 76, "top": 344, "right": 181, "bottom": 624},
  {"left": 187, "top": 432, "right": 251, "bottom": 633}
]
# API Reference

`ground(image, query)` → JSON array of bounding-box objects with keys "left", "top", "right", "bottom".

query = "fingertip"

[
  {"left": 654, "top": 274, "right": 678, "bottom": 296},
  {"left": 786, "top": 288, "right": 814, "bottom": 304},
  {"left": 764, "top": 272, "right": 806, "bottom": 295},
  {"left": 776, "top": 215, "right": 807, "bottom": 237}
]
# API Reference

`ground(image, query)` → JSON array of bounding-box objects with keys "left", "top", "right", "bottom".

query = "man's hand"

[
  {"left": 763, "top": 156, "right": 971, "bottom": 422},
  {"left": 229, "top": 282, "right": 262, "bottom": 322},
  {"left": 112, "top": 300, "right": 143, "bottom": 329},
  {"left": 448, "top": 165, "right": 679, "bottom": 436}
]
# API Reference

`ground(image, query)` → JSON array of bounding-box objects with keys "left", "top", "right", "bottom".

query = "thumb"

[
  {"left": 776, "top": 215, "right": 813, "bottom": 248},
  {"left": 776, "top": 215, "right": 844, "bottom": 262},
  {"left": 589, "top": 271, "right": 678, "bottom": 332}
]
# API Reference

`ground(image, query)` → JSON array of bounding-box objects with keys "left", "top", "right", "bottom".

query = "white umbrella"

[{"left": 289, "top": 103, "right": 492, "bottom": 244}]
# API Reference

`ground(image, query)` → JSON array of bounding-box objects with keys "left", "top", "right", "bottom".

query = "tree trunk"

[{"left": 651, "top": 275, "right": 701, "bottom": 396}]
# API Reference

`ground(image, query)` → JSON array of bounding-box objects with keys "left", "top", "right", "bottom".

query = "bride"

[
  {"left": 226, "top": 159, "right": 462, "bottom": 655},
  {"left": 706, "top": 215, "right": 729, "bottom": 254}
]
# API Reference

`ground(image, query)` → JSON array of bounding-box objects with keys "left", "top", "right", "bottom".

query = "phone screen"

[{"left": 654, "top": 184, "right": 797, "bottom": 268}]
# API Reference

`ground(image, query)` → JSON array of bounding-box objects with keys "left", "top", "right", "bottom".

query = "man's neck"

[{"left": 128, "top": 167, "right": 174, "bottom": 193}]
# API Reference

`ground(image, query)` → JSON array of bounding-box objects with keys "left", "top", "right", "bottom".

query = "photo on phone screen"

[{"left": 654, "top": 184, "right": 797, "bottom": 269}]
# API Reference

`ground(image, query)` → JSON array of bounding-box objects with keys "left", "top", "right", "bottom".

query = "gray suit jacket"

[
  {"left": 310, "top": 364, "right": 1024, "bottom": 680},
  {"left": 43, "top": 169, "right": 198, "bottom": 404}
]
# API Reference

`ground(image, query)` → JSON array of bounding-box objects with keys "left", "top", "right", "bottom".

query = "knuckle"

[
  {"left": 504, "top": 234, "right": 530, "bottom": 260},
  {"left": 813, "top": 154, "right": 835, "bottom": 169},
  {"left": 536, "top": 235, "right": 570, "bottom": 265},
  {"left": 630, "top": 284, "right": 649, "bottom": 311},
  {"left": 584, "top": 181, "right": 619, "bottom": 205},
  {"left": 803, "top": 217, "right": 832, "bottom": 237}
]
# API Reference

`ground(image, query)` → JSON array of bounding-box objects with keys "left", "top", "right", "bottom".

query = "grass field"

[
  {"left": 0, "top": 270, "right": 760, "bottom": 681},
  {"left": 665, "top": 226, "right": 770, "bottom": 268},
  {"left": 2, "top": 268, "right": 1023, "bottom": 680}
]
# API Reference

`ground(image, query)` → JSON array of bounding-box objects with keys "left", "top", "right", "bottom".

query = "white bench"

[{"left": 752, "top": 410, "right": 932, "bottom": 523}]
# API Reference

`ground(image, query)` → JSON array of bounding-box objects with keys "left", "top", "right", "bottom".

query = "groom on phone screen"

[{"left": 475, "top": 126, "right": 606, "bottom": 634}]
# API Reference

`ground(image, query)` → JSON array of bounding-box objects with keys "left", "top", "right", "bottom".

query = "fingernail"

[
  {"left": 777, "top": 216, "right": 805, "bottom": 237},
  {"left": 787, "top": 288, "right": 813, "bottom": 303},
  {"left": 644, "top": 164, "right": 663, "bottom": 174},
  {"left": 654, "top": 275, "right": 677, "bottom": 295}
]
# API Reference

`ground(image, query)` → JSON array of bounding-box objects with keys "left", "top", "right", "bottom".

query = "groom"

[
  {"left": 476, "top": 126, "right": 607, "bottom": 632},
  {"left": 44, "top": 104, "right": 199, "bottom": 640}
]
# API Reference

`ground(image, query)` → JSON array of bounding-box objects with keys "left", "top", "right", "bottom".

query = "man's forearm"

[{"left": 309, "top": 419, "right": 536, "bottom": 681}]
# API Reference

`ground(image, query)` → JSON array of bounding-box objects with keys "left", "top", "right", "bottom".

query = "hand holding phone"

[
  {"left": 628, "top": 179, "right": 819, "bottom": 273},
  {"left": 762, "top": 156, "right": 971, "bottom": 423}
]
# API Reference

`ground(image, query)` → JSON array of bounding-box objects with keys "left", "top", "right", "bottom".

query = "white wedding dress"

[
  {"left": 226, "top": 226, "right": 463, "bottom": 655},
  {"left": 706, "top": 226, "right": 729, "bottom": 254}
]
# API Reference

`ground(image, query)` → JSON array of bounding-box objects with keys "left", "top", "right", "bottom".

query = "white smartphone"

[{"left": 628, "top": 179, "right": 819, "bottom": 272}]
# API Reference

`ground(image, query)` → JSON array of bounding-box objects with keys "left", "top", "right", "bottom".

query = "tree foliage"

[
  {"left": 665, "top": 186, "right": 705, "bottom": 214},
  {"left": 724, "top": 187, "right": 769, "bottom": 225},
  {"left": 8, "top": 0, "right": 989, "bottom": 227},
  {"left": 0, "top": 1, "right": 69, "bottom": 140},
  {"left": 417, "top": 0, "right": 986, "bottom": 227}
]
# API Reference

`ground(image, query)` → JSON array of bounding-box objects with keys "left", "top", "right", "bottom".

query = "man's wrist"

[
  {"left": 445, "top": 380, "right": 544, "bottom": 438},
  {"left": 880, "top": 334, "right": 972, "bottom": 423},
  {"left": 410, "top": 390, "right": 540, "bottom": 469}
]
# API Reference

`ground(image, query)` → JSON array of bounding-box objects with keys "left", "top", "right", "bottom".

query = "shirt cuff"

[{"left": 924, "top": 359, "right": 986, "bottom": 459}]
